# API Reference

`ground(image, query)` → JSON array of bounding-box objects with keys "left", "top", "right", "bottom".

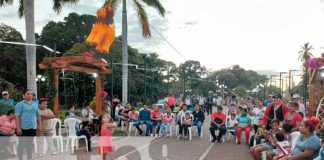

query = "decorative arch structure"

[
  {"left": 39, "top": 56, "right": 111, "bottom": 117},
  {"left": 307, "top": 56, "right": 324, "bottom": 117}
]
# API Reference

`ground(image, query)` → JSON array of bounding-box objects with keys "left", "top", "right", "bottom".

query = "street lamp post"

[
  {"left": 270, "top": 75, "right": 278, "bottom": 93},
  {"left": 36, "top": 74, "right": 46, "bottom": 99},
  {"left": 279, "top": 72, "right": 288, "bottom": 95}
]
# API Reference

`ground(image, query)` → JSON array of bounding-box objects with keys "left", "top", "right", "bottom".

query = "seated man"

[
  {"left": 65, "top": 106, "right": 92, "bottom": 151},
  {"left": 82, "top": 104, "right": 98, "bottom": 134},
  {"left": 133, "top": 104, "right": 152, "bottom": 136},
  {"left": 209, "top": 106, "right": 227, "bottom": 143}
]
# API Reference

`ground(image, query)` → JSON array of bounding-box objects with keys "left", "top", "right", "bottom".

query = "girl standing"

[{"left": 98, "top": 114, "right": 116, "bottom": 160}]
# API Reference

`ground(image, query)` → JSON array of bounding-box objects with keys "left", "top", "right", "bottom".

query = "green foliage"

[
  {"left": 0, "top": 23, "right": 26, "bottom": 87},
  {"left": 44, "top": 61, "right": 56, "bottom": 110}
]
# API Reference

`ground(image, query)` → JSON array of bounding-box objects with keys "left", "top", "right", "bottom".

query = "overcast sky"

[{"left": 1, "top": 0, "right": 324, "bottom": 75}]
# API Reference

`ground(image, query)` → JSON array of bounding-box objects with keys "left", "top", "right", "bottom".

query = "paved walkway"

[{"left": 3, "top": 107, "right": 252, "bottom": 160}]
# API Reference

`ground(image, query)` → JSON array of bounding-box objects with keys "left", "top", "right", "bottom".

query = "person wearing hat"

[
  {"left": 0, "top": 91, "right": 15, "bottom": 115},
  {"left": 262, "top": 94, "right": 288, "bottom": 130},
  {"left": 264, "top": 94, "right": 274, "bottom": 107},
  {"left": 292, "top": 94, "right": 305, "bottom": 118},
  {"left": 209, "top": 106, "right": 227, "bottom": 143}
]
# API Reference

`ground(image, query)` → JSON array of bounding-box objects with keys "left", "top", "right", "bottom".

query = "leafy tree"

[
  {"left": 0, "top": 23, "right": 26, "bottom": 87},
  {"left": 0, "top": 0, "right": 80, "bottom": 96},
  {"left": 106, "top": 0, "right": 165, "bottom": 104},
  {"left": 298, "top": 42, "right": 313, "bottom": 100}
]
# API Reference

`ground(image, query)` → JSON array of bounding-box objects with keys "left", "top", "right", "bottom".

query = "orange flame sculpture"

[{"left": 86, "top": 5, "right": 115, "bottom": 53}]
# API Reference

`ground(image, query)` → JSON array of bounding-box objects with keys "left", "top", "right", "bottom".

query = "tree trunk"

[
  {"left": 24, "top": 0, "right": 37, "bottom": 95},
  {"left": 122, "top": 0, "right": 128, "bottom": 105}
]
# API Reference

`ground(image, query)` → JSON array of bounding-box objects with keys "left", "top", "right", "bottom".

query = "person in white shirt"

[
  {"left": 292, "top": 94, "right": 305, "bottom": 118},
  {"left": 82, "top": 105, "right": 95, "bottom": 121},
  {"left": 252, "top": 100, "right": 264, "bottom": 133},
  {"left": 226, "top": 112, "right": 238, "bottom": 139},
  {"left": 185, "top": 95, "right": 191, "bottom": 106}
]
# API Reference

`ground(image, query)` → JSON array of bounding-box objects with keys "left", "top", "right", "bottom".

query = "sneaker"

[
  {"left": 138, "top": 131, "right": 143, "bottom": 136},
  {"left": 151, "top": 134, "right": 153, "bottom": 137},
  {"left": 211, "top": 138, "right": 216, "bottom": 143},
  {"left": 184, "top": 136, "right": 187, "bottom": 138},
  {"left": 166, "top": 134, "right": 170, "bottom": 137},
  {"left": 177, "top": 135, "right": 182, "bottom": 139},
  {"left": 155, "top": 134, "right": 158, "bottom": 138}
]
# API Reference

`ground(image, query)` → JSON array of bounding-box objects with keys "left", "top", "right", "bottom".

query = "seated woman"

[
  {"left": 284, "top": 102, "right": 302, "bottom": 132},
  {"left": 129, "top": 108, "right": 139, "bottom": 122},
  {"left": 250, "top": 119, "right": 281, "bottom": 160},
  {"left": 151, "top": 106, "right": 163, "bottom": 137},
  {"left": 226, "top": 112, "right": 238, "bottom": 140},
  {"left": 281, "top": 117, "right": 321, "bottom": 160},
  {"left": 0, "top": 109, "right": 16, "bottom": 154},
  {"left": 236, "top": 108, "right": 252, "bottom": 144}
]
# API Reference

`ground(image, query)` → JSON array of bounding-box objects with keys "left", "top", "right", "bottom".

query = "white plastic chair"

[
  {"left": 290, "top": 131, "right": 301, "bottom": 150},
  {"left": 13, "top": 137, "right": 37, "bottom": 154},
  {"left": 128, "top": 111, "right": 139, "bottom": 135},
  {"left": 51, "top": 118, "right": 64, "bottom": 152},
  {"left": 64, "top": 118, "right": 89, "bottom": 154}
]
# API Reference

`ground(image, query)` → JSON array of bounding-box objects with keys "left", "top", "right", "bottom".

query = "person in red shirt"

[
  {"left": 167, "top": 93, "right": 176, "bottom": 112},
  {"left": 209, "top": 106, "right": 227, "bottom": 143},
  {"left": 262, "top": 94, "right": 288, "bottom": 130},
  {"left": 284, "top": 101, "right": 302, "bottom": 131}
]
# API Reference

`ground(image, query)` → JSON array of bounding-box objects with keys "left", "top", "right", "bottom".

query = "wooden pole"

[
  {"left": 53, "top": 69, "right": 60, "bottom": 117},
  {"left": 95, "top": 75, "right": 103, "bottom": 115}
]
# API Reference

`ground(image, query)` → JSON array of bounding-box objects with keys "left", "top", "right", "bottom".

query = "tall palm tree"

[
  {"left": 298, "top": 42, "right": 313, "bottom": 107},
  {"left": 106, "top": 0, "right": 165, "bottom": 104},
  {"left": 0, "top": 0, "right": 79, "bottom": 96}
]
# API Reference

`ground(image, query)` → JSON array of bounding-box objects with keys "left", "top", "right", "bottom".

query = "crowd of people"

[{"left": 0, "top": 89, "right": 323, "bottom": 160}]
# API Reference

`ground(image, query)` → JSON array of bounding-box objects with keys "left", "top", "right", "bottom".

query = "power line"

[{"left": 125, "top": 0, "right": 187, "bottom": 60}]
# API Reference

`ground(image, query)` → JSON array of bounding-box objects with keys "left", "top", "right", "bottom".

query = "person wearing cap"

[
  {"left": 0, "top": 91, "right": 15, "bottom": 106},
  {"left": 292, "top": 94, "right": 306, "bottom": 118},
  {"left": 209, "top": 106, "right": 227, "bottom": 143},
  {"left": 0, "top": 91, "right": 15, "bottom": 115},
  {"left": 264, "top": 94, "right": 274, "bottom": 107},
  {"left": 262, "top": 94, "right": 288, "bottom": 130}
]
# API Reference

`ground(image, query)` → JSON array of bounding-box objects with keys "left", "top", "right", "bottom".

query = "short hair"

[
  {"left": 288, "top": 101, "right": 299, "bottom": 110},
  {"left": 275, "top": 132, "right": 285, "bottom": 142},
  {"left": 68, "top": 106, "right": 74, "bottom": 110},
  {"left": 282, "top": 123, "right": 293, "bottom": 133},
  {"left": 217, "top": 106, "right": 223, "bottom": 110},
  {"left": 23, "top": 89, "right": 32, "bottom": 94},
  {"left": 39, "top": 98, "right": 47, "bottom": 104},
  {"left": 7, "top": 109, "right": 15, "bottom": 116},
  {"left": 271, "top": 119, "right": 280, "bottom": 125}
]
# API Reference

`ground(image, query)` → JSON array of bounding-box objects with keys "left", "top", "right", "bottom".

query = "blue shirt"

[
  {"left": 292, "top": 133, "right": 321, "bottom": 160},
  {"left": 15, "top": 100, "right": 40, "bottom": 129},
  {"left": 0, "top": 98, "right": 15, "bottom": 106},
  {"left": 237, "top": 115, "right": 250, "bottom": 128},
  {"left": 138, "top": 109, "right": 151, "bottom": 122}
]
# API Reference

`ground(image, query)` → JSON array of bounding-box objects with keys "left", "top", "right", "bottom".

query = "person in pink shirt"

[
  {"left": 162, "top": 109, "right": 173, "bottom": 136},
  {"left": 129, "top": 108, "right": 139, "bottom": 122},
  {"left": 284, "top": 101, "right": 302, "bottom": 131},
  {"left": 0, "top": 109, "right": 16, "bottom": 153}
]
